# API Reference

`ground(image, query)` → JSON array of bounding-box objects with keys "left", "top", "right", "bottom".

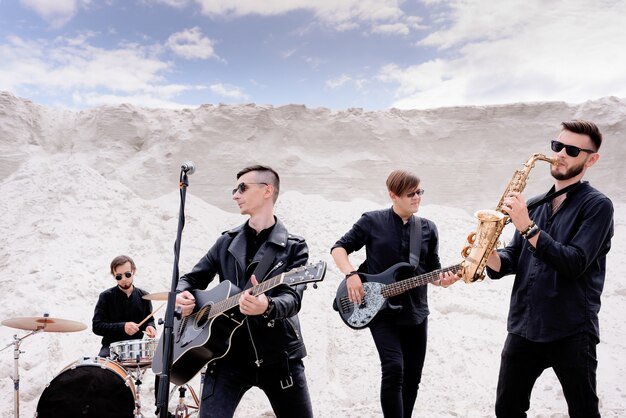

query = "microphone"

[{"left": 181, "top": 161, "right": 196, "bottom": 175}]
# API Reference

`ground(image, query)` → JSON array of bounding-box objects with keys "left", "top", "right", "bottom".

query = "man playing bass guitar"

[
  {"left": 331, "top": 169, "right": 459, "bottom": 418},
  {"left": 175, "top": 165, "right": 314, "bottom": 418}
]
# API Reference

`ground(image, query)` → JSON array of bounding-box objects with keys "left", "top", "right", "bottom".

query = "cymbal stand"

[{"left": 1, "top": 329, "right": 42, "bottom": 418}]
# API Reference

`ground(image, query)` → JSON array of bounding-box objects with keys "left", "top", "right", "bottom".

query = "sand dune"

[{"left": 1, "top": 92, "right": 624, "bottom": 417}]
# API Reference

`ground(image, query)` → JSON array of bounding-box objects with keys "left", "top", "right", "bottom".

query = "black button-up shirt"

[
  {"left": 92, "top": 285, "right": 155, "bottom": 350},
  {"left": 487, "top": 181, "right": 614, "bottom": 342},
  {"left": 332, "top": 207, "right": 442, "bottom": 325}
]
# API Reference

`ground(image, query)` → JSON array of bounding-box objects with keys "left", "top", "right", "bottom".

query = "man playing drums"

[{"left": 92, "top": 254, "right": 157, "bottom": 358}]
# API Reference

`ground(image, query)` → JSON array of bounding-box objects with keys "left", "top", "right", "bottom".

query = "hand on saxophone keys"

[
  {"left": 486, "top": 249, "right": 501, "bottom": 273},
  {"left": 502, "top": 191, "right": 532, "bottom": 233}
]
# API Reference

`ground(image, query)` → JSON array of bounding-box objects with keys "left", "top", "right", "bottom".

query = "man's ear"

[{"left": 586, "top": 153, "right": 600, "bottom": 168}]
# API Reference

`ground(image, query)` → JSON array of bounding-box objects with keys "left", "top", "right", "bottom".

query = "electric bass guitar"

[
  {"left": 334, "top": 262, "right": 460, "bottom": 329},
  {"left": 152, "top": 261, "right": 326, "bottom": 385}
]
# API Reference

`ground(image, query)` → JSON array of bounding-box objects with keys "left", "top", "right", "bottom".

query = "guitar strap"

[
  {"left": 244, "top": 245, "right": 278, "bottom": 290},
  {"left": 409, "top": 216, "right": 422, "bottom": 268}
]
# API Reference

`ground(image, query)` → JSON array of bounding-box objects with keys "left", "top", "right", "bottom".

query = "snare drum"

[
  {"left": 110, "top": 338, "right": 158, "bottom": 367},
  {"left": 36, "top": 357, "right": 136, "bottom": 418}
]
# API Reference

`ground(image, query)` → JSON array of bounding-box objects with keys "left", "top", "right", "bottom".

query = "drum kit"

[{"left": 1, "top": 293, "right": 201, "bottom": 418}]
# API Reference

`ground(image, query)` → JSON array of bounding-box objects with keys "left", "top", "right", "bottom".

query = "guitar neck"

[
  {"left": 212, "top": 275, "right": 283, "bottom": 317},
  {"left": 382, "top": 264, "right": 461, "bottom": 298},
  {"left": 187, "top": 262, "right": 325, "bottom": 327}
]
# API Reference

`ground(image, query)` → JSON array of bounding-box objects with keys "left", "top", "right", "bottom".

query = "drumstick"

[{"left": 138, "top": 303, "right": 165, "bottom": 327}]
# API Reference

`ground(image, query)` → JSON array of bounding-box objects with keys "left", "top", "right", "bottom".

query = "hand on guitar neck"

[
  {"left": 176, "top": 275, "right": 280, "bottom": 317},
  {"left": 345, "top": 266, "right": 459, "bottom": 305},
  {"left": 239, "top": 275, "right": 270, "bottom": 316}
]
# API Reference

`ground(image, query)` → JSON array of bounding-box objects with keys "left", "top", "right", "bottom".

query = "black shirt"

[
  {"left": 487, "top": 182, "right": 613, "bottom": 342},
  {"left": 243, "top": 221, "right": 276, "bottom": 286},
  {"left": 332, "top": 207, "right": 442, "bottom": 324},
  {"left": 92, "top": 285, "right": 155, "bottom": 349}
]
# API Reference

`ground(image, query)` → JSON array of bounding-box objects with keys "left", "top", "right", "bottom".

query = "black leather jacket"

[{"left": 177, "top": 218, "right": 309, "bottom": 366}]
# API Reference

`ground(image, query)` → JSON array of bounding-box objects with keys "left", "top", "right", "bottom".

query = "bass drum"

[{"left": 36, "top": 357, "right": 136, "bottom": 418}]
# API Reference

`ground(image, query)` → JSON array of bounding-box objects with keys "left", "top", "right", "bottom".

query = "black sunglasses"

[
  {"left": 406, "top": 189, "right": 425, "bottom": 198},
  {"left": 551, "top": 140, "right": 595, "bottom": 157},
  {"left": 231, "top": 182, "right": 268, "bottom": 196},
  {"left": 115, "top": 271, "right": 133, "bottom": 281}
]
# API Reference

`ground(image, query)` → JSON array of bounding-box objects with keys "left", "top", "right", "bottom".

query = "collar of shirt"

[{"left": 244, "top": 221, "right": 276, "bottom": 264}]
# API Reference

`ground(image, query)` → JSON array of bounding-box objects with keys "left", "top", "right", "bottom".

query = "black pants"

[
  {"left": 495, "top": 332, "right": 600, "bottom": 418},
  {"left": 369, "top": 317, "right": 428, "bottom": 418},
  {"left": 200, "top": 358, "right": 313, "bottom": 418},
  {"left": 98, "top": 346, "right": 110, "bottom": 358}
]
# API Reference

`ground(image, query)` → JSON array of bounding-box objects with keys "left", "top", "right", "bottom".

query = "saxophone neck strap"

[{"left": 527, "top": 181, "right": 582, "bottom": 212}]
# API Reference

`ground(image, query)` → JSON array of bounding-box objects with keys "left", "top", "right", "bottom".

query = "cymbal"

[
  {"left": 142, "top": 291, "right": 169, "bottom": 301},
  {"left": 1, "top": 316, "right": 87, "bottom": 332}
]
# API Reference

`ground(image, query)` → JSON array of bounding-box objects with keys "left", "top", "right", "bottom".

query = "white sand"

[{"left": 0, "top": 92, "right": 624, "bottom": 417}]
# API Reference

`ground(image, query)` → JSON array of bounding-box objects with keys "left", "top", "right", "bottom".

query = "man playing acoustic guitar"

[{"left": 175, "top": 165, "right": 314, "bottom": 418}]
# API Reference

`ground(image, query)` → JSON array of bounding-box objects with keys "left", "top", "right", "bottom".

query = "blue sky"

[{"left": 1, "top": 0, "right": 625, "bottom": 110}]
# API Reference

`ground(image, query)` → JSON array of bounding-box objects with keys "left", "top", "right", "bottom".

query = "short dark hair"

[
  {"left": 561, "top": 120, "right": 602, "bottom": 151},
  {"left": 386, "top": 170, "right": 420, "bottom": 196},
  {"left": 110, "top": 255, "right": 136, "bottom": 275},
  {"left": 236, "top": 165, "right": 280, "bottom": 203}
]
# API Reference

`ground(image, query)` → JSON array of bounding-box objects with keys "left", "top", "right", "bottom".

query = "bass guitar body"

[{"left": 334, "top": 262, "right": 415, "bottom": 330}]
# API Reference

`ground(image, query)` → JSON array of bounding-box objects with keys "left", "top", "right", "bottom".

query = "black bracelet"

[
  {"left": 345, "top": 271, "right": 359, "bottom": 280},
  {"left": 263, "top": 296, "right": 275, "bottom": 318},
  {"left": 520, "top": 221, "right": 535, "bottom": 237},
  {"left": 524, "top": 224, "right": 540, "bottom": 240}
]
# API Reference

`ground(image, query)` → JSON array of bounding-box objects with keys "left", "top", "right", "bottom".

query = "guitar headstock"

[{"left": 281, "top": 261, "right": 326, "bottom": 286}]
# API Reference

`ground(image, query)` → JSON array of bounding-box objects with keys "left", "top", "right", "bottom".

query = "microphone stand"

[{"left": 156, "top": 168, "right": 190, "bottom": 418}]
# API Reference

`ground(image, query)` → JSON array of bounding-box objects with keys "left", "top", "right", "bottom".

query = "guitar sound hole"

[{"left": 195, "top": 305, "right": 211, "bottom": 328}]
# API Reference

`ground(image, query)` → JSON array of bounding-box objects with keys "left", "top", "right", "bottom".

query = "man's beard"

[
  {"left": 551, "top": 159, "right": 585, "bottom": 181},
  {"left": 118, "top": 283, "right": 132, "bottom": 290}
]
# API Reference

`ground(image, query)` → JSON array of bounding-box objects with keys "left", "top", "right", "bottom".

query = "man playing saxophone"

[{"left": 485, "top": 120, "right": 613, "bottom": 418}]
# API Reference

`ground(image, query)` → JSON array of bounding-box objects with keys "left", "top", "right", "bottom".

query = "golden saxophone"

[{"left": 460, "top": 153, "right": 558, "bottom": 283}]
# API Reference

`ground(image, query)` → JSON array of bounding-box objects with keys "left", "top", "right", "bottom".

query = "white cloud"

[
  {"left": 150, "top": 0, "right": 189, "bottom": 8},
  {"left": 377, "top": 0, "right": 626, "bottom": 108},
  {"left": 20, "top": 0, "right": 80, "bottom": 28},
  {"left": 280, "top": 48, "right": 297, "bottom": 59},
  {"left": 194, "top": 0, "right": 410, "bottom": 33},
  {"left": 371, "top": 22, "right": 409, "bottom": 36},
  {"left": 302, "top": 55, "right": 326, "bottom": 70},
  {"left": 166, "top": 27, "right": 218, "bottom": 60},
  {"left": 0, "top": 35, "right": 205, "bottom": 108},
  {"left": 326, "top": 74, "right": 367, "bottom": 90},
  {"left": 208, "top": 83, "right": 248, "bottom": 100},
  {"left": 326, "top": 74, "right": 352, "bottom": 89}
]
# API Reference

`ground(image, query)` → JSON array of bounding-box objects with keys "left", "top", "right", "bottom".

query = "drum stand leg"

[
  {"left": 1, "top": 331, "right": 39, "bottom": 418},
  {"left": 130, "top": 366, "right": 148, "bottom": 418},
  {"left": 12, "top": 334, "right": 22, "bottom": 418}
]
